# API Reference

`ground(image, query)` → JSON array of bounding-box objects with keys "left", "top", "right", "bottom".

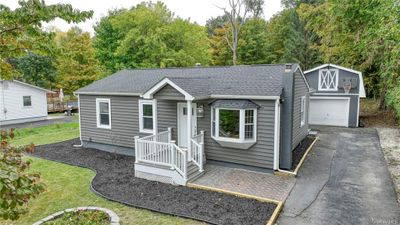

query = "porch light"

[{"left": 197, "top": 105, "right": 204, "bottom": 118}]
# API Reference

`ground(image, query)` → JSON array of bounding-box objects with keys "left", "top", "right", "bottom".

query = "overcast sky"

[{"left": 1, "top": 0, "right": 283, "bottom": 35}]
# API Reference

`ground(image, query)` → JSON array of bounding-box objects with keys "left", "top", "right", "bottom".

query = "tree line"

[{"left": 1, "top": 0, "right": 400, "bottom": 118}]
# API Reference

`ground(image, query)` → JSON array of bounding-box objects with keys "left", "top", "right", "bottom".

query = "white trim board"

[
  {"left": 304, "top": 64, "right": 366, "bottom": 97},
  {"left": 95, "top": 98, "right": 111, "bottom": 129},
  {"left": 142, "top": 78, "right": 194, "bottom": 100},
  {"left": 293, "top": 66, "right": 311, "bottom": 91},
  {"left": 138, "top": 99, "right": 157, "bottom": 134},
  {"left": 273, "top": 99, "right": 280, "bottom": 170}
]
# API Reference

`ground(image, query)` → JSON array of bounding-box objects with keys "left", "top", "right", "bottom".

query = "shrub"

[
  {"left": 387, "top": 85, "right": 400, "bottom": 120},
  {"left": 0, "top": 129, "right": 45, "bottom": 220}
]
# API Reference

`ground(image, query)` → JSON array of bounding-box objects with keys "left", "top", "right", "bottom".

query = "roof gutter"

[
  {"left": 210, "top": 95, "right": 280, "bottom": 100},
  {"left": 74, "top": 92, "right": 141, "bottom": 96}
]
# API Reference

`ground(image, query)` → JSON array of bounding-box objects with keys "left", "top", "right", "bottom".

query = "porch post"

[
  {"left": 187, "top": 100, "right": 192, "bottom": 160},
  {"left": 134, "top": 136, "right": 139, "bottom": 163}
]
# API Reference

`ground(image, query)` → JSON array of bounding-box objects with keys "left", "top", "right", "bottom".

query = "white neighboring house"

[{"left": 0, "top": 80, "right": 53, "bottom": 126}]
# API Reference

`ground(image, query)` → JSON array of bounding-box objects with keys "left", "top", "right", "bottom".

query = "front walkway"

[{"left": 190, "top": 164, "right": 295, "bottom": 202}]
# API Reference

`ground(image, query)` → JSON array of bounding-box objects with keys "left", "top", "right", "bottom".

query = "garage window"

[
  {"left": 319, "top": 69, "right": 339, "bottom": 91},
  {"left": 300, "top": 96, "right": 306, "bottom": 127}
]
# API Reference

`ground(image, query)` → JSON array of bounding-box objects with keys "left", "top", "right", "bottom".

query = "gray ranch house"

[
  {"left": 75, "top": 64, "right": 310, "bottom": 185},
  {"left": 304, "top": 64, "right": 366, "bottom": 127}
]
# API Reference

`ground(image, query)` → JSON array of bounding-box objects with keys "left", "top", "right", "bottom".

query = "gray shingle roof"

[{"left": 75, "top": 64, "right": 299, "bottom": 98}]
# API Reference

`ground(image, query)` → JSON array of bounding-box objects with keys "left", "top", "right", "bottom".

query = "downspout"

[
  {"left": 273, "top": 98, "right": 281, "bottom": 170},
  {"left": 73, "top": 93, "right": 83, "bottom": 147}
]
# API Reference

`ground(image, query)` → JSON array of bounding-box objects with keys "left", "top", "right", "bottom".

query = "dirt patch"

[
  {"left": 291, "top": 136, "right": 316, "bottom": 171},
  {"left": 359, "top": 99, "right": 398, "bottom": 128},
  {"left": 31, "top": 139, "right": 277, "bottom": 225},
  {"left": 376, "top": 128, "right": 400, "bottom": 203}
]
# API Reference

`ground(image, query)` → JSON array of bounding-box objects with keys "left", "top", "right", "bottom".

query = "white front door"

[{"left": 177, "top": 102, "right": 197, "bottom": 148}]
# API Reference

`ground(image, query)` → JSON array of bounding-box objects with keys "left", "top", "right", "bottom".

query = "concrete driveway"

[{"left": 278, "top": 127, "right": 400, "bottom": 225}]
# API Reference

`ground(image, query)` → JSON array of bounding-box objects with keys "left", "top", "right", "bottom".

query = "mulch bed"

[
  {"left": 291, "top": 135, "right": 316, "bottom": 171},
  {"left": 31, "top": 139, "right": 277, "bottom": 225}
]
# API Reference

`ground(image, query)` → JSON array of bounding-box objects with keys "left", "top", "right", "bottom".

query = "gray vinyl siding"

[
  {"left": 156, "top": 99, "right": 178, "bottom": 140},
  {"left": 154, "top": 84, "right": 185, "bottom": 100},
  {"left": 292, "top": 70, "right": 309, "bottom": 149},
  {"left": 197, "top": 100, "right": 276, "bottom": 169},
  {"left": 80, "top": 95, "right": 146, "bottom": 149}
]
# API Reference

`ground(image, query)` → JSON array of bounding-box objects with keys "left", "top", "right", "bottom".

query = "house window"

[
  {"left": 23, "top": 96, "right": 32, "bottom": 107},
  {"left": 211, "top": 107, "right": 257, "bottom": 143},
  {"left": 96, "top": 98, "right": 111, "bottom": 129},
  {"left": 139, "top": 99, "right": 157, "bottom": 133},
  {"left": 300, "top": 96, "right": 306, "bottom": 127},
  {"left": 319, "top": 69, "right": 339, "bottom": 91}
]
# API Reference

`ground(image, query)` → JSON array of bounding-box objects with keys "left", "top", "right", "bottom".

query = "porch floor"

[{"left": 189, "top": 164, "right": 295, "bottom": 202}]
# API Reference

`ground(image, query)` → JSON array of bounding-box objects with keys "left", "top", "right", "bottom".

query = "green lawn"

[
  {"left": 11, "top": 121, "right": 80, "bottom": 147},
  {"left": 1, "top": 121, "right": 202, "bottom": 225},
  {"left": 0, "top": 157, "right": 200, "bottom": 225}
]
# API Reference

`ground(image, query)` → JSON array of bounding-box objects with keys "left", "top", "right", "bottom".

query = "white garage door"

[{"left": 309, "top": 97, "right": 350, "bottom": 127}]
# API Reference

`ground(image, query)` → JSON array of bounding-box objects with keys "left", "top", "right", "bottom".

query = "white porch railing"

[
  {"left": 134, "top": 128, "right": 204, "bottom": 184},
  {"left": 190, "top": 131, "right": 204, "bottom": 172}
]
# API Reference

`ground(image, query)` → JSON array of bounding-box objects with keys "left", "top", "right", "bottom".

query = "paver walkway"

[
  {"left": 278, "top": 127, "right": 400, "bottom": 225},
  {"left": 191, "top": 164, "right": 295, "bottom": 201}
]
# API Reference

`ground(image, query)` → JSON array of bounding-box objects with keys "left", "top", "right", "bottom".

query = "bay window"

[{"left": 211, "top": 107, "right": 257, "bottom": 143}]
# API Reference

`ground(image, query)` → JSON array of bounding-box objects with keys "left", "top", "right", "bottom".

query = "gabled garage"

[{"left": 304, "top": 64, "right": 366, "bottom": 127}]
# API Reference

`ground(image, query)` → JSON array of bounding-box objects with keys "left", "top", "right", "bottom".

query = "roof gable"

[{"left": 304, "top": 64, "right": 366, "bottom": 97}]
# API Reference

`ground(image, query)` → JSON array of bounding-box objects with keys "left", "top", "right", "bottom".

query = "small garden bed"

[
  {"left": 34, "top": 207, "right": 119, "bottom": 225},
  {"left": 31, "top": 139, "right": 277, "bottom": 225},
  {"left": 43, "top": 210, "right": 109, "bottom": 225},
  {"left": 292, "top": 135, "right": 317, "bottom": 171}
]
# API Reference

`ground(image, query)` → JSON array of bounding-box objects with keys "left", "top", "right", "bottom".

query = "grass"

[
  {"left": 1, "top": 119, "right": 202, "bottom": 225},
  {"left": 11, "top": 122, "right": 80, "bottom": 147},
  {"left": 0, "top": 157, "right": 201, "bottom": 225}
]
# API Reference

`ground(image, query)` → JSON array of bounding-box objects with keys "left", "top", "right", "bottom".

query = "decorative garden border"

[{"left": 32, "top": 207, "right": 120, "bottom": 225}]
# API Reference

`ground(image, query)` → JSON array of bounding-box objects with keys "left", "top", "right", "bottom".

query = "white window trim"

[
  {"left": 318, "top": 68, "right": 339, "bottom": 91},
  {"left": 211, "top": 107, "right": 257, "bottom": 143},
  {"left": 300, "top": 96, "right": 306, "bottom": 127},
  {"left": 139, "top": 99, "right": 157, "bottom": 134},
  {"left": 96, "top": 98, "right": 111, "bottom": 129}
]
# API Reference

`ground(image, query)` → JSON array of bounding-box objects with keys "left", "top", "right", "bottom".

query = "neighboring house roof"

[
  {"left": 304, "top": 64, "right": 366, "bottom": 97},
  {"left": 75, "top": 64, "right": 301, "bottom": 99},
  {"left": 0, "top": 80, "right": 54, "bottom": 93}
]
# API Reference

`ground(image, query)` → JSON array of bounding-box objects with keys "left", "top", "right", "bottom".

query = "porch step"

[{"left": 187, "top": 161, "right": 204, "bottom": 182}]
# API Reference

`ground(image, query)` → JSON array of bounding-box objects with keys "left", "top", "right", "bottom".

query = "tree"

[
  {"left": 55, "top": 27, "right": 104, "bottom": 94},
  {"left": 0, "top": 129, "right": 45, "bottom": 220},
  {"left": 93, "top": 2, "right": 210, "bottom": 71},
  {"left": 219, "top": 0, "right": 250, "bottom": 65},
  {"left": 0, "top": 0, "right": 93, "bottom": 80},
  {"left": 11, "top": 52, "right": 56, "bottom": 89},
  {"left": 238, "top": 18, "right": 269, "bottom": 64},
  {"left": 298, "top": 0, "right": 400, "bottom": 110},
  {"left": 245, "top": 0, "right": 264, "bottom": 18},
  {"left": 210, "top": 26, "right": 233, "bottom": 65}
]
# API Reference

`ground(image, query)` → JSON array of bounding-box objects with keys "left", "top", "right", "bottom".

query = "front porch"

[{"left": 134, "top": 127, "right": 205, "bottom": 185}]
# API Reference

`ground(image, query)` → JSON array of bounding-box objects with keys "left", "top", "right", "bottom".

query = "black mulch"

[
  {"left": 32, "top": 139, "right": 277, "bottom": 225},
  {"left": 291, "top": 135, "right": 316, "bottom": 170}
]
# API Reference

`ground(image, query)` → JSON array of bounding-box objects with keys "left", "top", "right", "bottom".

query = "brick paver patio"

[{"left": 190, "top": 165, "right": 296, "bottom": 202}]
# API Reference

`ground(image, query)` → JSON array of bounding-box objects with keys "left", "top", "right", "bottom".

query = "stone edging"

[{"left": 32, "top": 206, "right": 120, "bottom": 225}]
